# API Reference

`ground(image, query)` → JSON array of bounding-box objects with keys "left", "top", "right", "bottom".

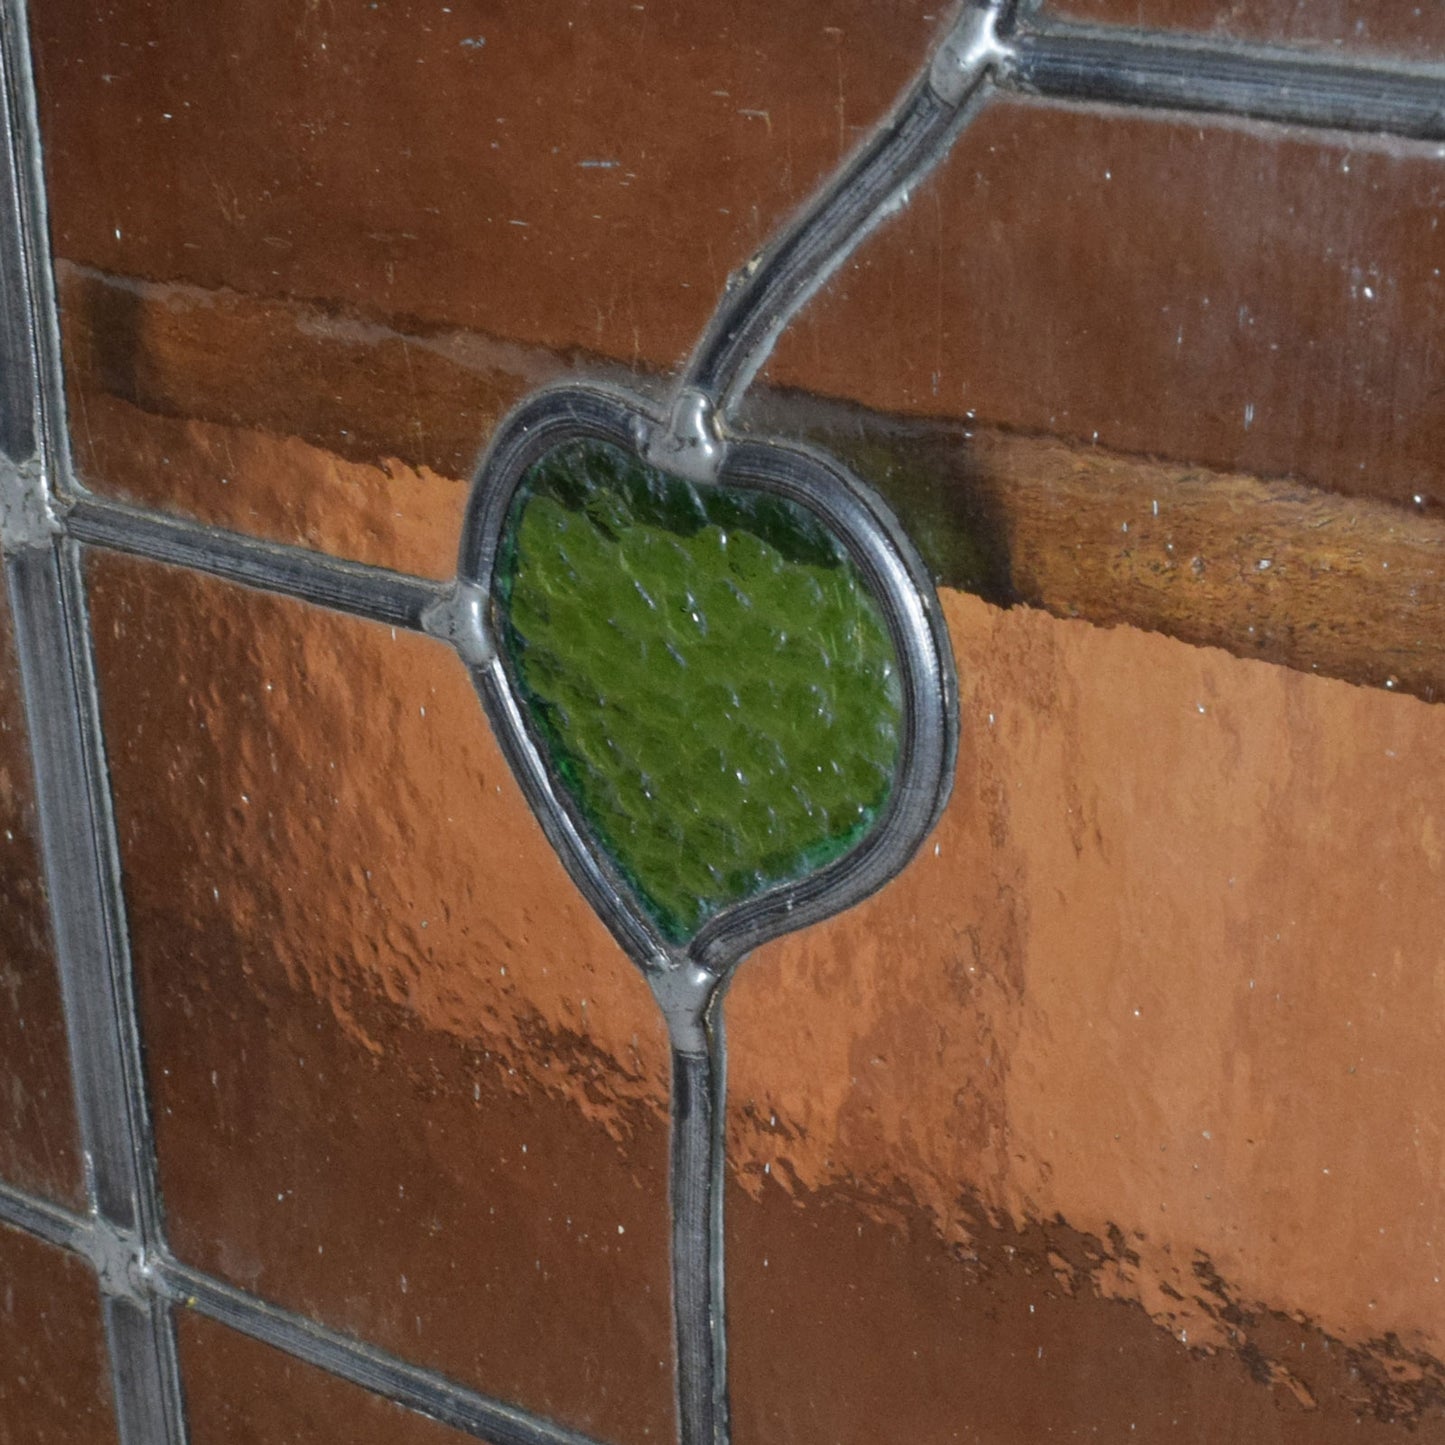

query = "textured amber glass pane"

[
  {"left": 33, "top": 0, "right": 928, "bottom": 377},
  {"left": 87, "top": 552, "right": 677, "bottom": 1445},
  {"left": 723, "top": 589, "right": 1445, "bottom": 1442},
  {"left": 0, "top": 588, "right": 79, "bottom": 1204},
  {"left": 0, "top": 1224, "right": 115, "bottom": 1445},
  {"left": 178, "top": 1314, "right": 489, "bottom": 1445},
  {"left": 497, "top": 439, "right": 902, "bottom": 944}
]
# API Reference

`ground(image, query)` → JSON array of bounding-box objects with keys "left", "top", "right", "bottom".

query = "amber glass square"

[{"left": 0, "top": 1223, "right": 115, "bottom": 1445}]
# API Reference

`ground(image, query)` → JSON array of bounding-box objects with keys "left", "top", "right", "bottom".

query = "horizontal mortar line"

[
  {"left": 152, "top": 1258, "right": 609, "bottom": 1445},
  {"left": 1006, "top": 24, "right": 1445, "bottom": 141},
  {"left": 64, "top": 492, "right": 447, "bottom": 631},
  {"left": 0, "top": 1177, "right": 92, "bottom": 1253}
]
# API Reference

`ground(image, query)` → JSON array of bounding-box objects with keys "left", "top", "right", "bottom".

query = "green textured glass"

[{"left": 494, "top": 438, "right": 903, "bottom": 946}]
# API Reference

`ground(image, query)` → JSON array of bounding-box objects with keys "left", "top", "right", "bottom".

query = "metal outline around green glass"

[
  {"left": 458, "top": 382, "right": 959, "bottom": 1445},
  {"left": 457, "top": 381, "right": 959, "bottom": 995}
]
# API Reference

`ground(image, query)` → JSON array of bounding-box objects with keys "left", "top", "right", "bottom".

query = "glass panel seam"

[
  {"left": 0, "top": 3, "right": 187, "bottom": 1438},
  {"left": 1007, "top": 21, "right": 1445, "bottom": 140},
  {"left": 3, "top": 538, "right": 190, "bottom": 1445},
  {"left": 0, "top": 1175, "right": 90, "bottom": 1254},
  {"left": 67, "top": 493, "right": 447, "bottom": 631}
]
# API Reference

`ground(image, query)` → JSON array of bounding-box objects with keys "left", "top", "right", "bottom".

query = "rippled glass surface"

[
  {"left": 24, "top": 0, "right": 1445, "bottom": 1436},
  {"left": 722, "top": 563, "right": 1445, "bottom": 1444},
  {"left": 496, "top": 439, "right": 903, "bottom": 944},
  {"left": 33, "top": 0, "right": 930, "bottom": 575}
]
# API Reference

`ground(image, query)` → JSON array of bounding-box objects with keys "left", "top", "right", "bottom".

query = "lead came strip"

[
  {"left": 1008, "top": 22, "right": 1445, "bottom": 138},
  {"left": 0, "top": 2, "right": 189, "bottom": 1441}
]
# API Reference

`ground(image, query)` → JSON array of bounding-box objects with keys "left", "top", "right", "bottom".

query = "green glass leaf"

[{"left": 495, "top": 438, "right": 903, "bottom": 946}]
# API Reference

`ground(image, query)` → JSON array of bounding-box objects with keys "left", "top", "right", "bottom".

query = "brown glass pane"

[
  {"left": 35, "top": 89, "right": 1445, "bottom": 587},
  {"left": 1039, "top": 0, "right": 1445, "bottom": 56},
  {"left": 746, "top": 394, "right": 1445, "bottom": 708},
  {"left": 177, "top": 1313, "right": 488, "bottom": 1445},
  {"left": 86, "top": 550, "right": 677, "bottom": 1445},
  {"left": 0, "top": 1223, "right": 115, "bottom": 1445},
  {"left": 723, "top": 587, "right": 1445, "bottom": 1441},
  {"left": 33, "top": 0, "right": 935, "bottom": 571},
  {"left": 0, "top": 586, "right": 79, "bottom": 1204},
  {"left": 760, "top": 98, "right": 1445, "bottom": 511}
]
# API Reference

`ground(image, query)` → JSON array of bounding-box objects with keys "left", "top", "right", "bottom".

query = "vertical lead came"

[{"left": 0, "top": 1, "right": 188, "bottom": 1439}]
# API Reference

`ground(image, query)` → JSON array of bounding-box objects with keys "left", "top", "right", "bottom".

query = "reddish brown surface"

[
  {"left": 87, "top": 553, "right": 677, "bottom": 1445},
  {"left": 178, "top": 1313, "right": 485, "bottom": 1444},
  {"left": 33, "top": 1, "right": 1445, "bottom": 1436},
  {"left": 956, "top": 428, "right": 1445, "bottom": 703},
  {"left": 727, "top": 1180, "right": 1439, "bottom": 1444},
  {"left": 34, "top": 4, "right": 1445, "bottom": 509},
  {"left": 31, "top": 0, "right": 931, "bottom": 376},
  {"left": 766, "top": 99, "right": 1445, "bottom": 508},
  {"left": 1041, "top": 0, "right": 1445, "bottom": 53},
  {"left": 0, "top": 1224, "right": 115, "bottom": 1445},
  {"left": 56, "top": 263, "right": 558, "bottom": 508},
  {"left": 0, "top": 591, "right": 79, "bottom": 1205},
  {"left": 727, "top": 588, "right": 1445, "bottom": 1435},
  {"left": 68, "top": 387, "right": 469, "bottom": 582}
]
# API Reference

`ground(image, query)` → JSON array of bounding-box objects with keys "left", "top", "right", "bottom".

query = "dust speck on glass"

[{"left": 495, "top": 437, "right": 903, "bottom": 945}]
